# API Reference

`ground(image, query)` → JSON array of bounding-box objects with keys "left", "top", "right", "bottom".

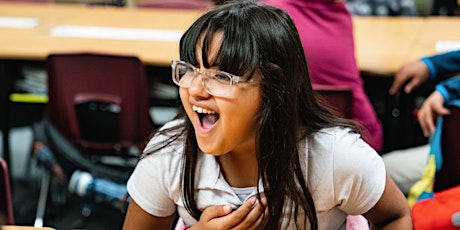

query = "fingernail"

[
  {"left": 247, "top": 197, "right": 256, "bottom": 205},
  {"left": 223, "top": 205, "right": 232, "bottom": 212},
  {"left": 261, "top": 197, "right": 267, "bottom": 205}
]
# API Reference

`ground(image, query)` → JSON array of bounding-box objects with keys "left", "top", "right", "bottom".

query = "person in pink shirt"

[{"left": 260, "top": 0, "right": 383, "bottom": 151}]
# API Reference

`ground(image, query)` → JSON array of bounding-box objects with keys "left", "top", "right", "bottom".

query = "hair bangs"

[
  {"left": 180, "top": 5, "right": 260, "bottom": 79},
  {"left": 179, "top": 14, "right": 209, "bottom": 66}
]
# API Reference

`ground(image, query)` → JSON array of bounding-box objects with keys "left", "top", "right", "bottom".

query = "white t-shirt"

[{"left": 127, "top": 120, "right": 385, "bottom": 230}]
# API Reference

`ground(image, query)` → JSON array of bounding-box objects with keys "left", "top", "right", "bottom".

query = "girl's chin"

[
  {"left": 203, "top": 152, "right": 227, "bottom": 156},
  {"left": 197, "top": 143, "right": 227, "bottom": 156}
]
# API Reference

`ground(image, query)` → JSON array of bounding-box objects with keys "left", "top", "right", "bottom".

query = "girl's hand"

[
  {"left": 189, "top": 197, "right": 268, "bottom": 230},
  {"left": 417, "top": 90, "right": 450, "bottom": 137}
]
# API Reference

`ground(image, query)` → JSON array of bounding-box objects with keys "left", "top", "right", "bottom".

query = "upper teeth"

[{"left": 193, "top": 105, "right": 215, "bottom": 114}]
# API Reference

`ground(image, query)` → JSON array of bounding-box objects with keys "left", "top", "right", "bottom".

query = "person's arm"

[
  {"left": 424, "top": 50, "right": 460, "bottom": 79},
  {"left": 417, "top": 76, "right": 460, "bottom": 136},
  {"left": 389, "top": 50, "right": 460, "bottom": 95},
  {"left": 332, "top": 130, "right": 412, "bottom": 229},
  {"left": 436, "top": 76, "right": 460, "bottom": 102},
  {"left": 363, "top": 173, "right": 412, "bottom": 229},
  {"left": 123, "top": 199, "right": 176, "bottom": 230},
  {"left": 123, "top": 133, "right": 181, "bottom": 230}
]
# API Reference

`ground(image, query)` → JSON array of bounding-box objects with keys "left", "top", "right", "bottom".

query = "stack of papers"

[
  {"left": 435, "top": 40, "right": 460, "bottom": 53},
  {"left": 0, "top": 16, "right": 39, "bottom": 28},
  {"left": 50, "top": 25, "right": 183, "bottom": 41}
]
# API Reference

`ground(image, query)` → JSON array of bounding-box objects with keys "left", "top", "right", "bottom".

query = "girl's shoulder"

[
  {"left": 305, "top": 126, "right": 376, "bottom": 158},
  {"left": 310, "top": 126, "right": 361, "bottom": 146},
  {"left": 142, "top": 119, "right": 186, "bottom": 160}
]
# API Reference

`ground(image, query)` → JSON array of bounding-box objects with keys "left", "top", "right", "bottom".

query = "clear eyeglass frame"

[{"left": 171, "top": 60, "right": 254, "bottom": 96}]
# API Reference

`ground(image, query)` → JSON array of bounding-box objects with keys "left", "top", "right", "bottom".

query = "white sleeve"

[
  {"left": 127, "top": 152, "right": 177, "bottom": 217},
  {"left": 332, "top": 130, "right": 386, "bottom": 215}
]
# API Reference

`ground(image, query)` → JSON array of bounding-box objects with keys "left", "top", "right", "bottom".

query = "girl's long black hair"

[{"left": 143, "top": 1, "right": 359, "bottom": 229}]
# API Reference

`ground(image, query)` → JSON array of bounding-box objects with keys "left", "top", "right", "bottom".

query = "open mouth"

[{"left": 192, "top": 105, "right": 220, "bottom": 130}]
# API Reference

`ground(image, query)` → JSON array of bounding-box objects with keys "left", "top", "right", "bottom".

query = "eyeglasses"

[{"left": 171, "top": 60, "right": 255, "bottom": 96}]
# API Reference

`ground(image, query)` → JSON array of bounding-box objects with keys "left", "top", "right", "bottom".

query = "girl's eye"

[
  {"left": 213, "top": 73, "right": 231, "bottom": 82},
  {"left": 179, "top": 67, "right": 194, "bottom": 77}
]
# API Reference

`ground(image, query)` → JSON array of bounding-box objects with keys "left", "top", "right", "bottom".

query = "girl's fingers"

[
  {"left": 232, "top": 197, "right": 268, "bottom": 230},
  {"left": 230, "top": 197, "right": 257, "bottom": 223},
  {"left": 201, "top": 204, "right": 233, "bottom": 221},
  {"left": 251, "top": 198, "right": 269, "bottom": 230}
]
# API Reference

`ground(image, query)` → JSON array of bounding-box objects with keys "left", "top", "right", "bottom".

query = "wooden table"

[
  {"left": 1, "top": 2, "right": 459, "bottom": 74},
  {"left": 1, "top": 226, "right": 55, "bottom": 230},
  {"left": 409, "top": 17, "right": 460, "bottom": 62},
  {"left": 353, "top": 16, "right": 426, "bottom": 77},
  {"left": 353, "top": 16, "right": 460, "bottom": 77},
  {"left": 0, "top": 2, "right": 204, "bottom": 65}
]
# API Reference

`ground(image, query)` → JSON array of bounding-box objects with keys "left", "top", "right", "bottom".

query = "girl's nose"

[{"left": 188, "top": 73, "right": 210, "bottom": 97}]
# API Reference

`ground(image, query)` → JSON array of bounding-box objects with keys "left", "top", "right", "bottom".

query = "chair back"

[
  {"left": 0, "top": 157, "right": 14, "bottom": 225},
  {"left": 0, "top": 0, "right": 51, "bottom": 3},
  {"left": 434, "top": 105, "right": 460, "bottom": 192},
  {"left": 137, "top": 0, "right": 213, "bottom": 9},
  {"left": 45, "top": 52, "right": 154, "bottom": 153},
  {"left": 313, "top": 84, "right": 353, "bottom": 119}
]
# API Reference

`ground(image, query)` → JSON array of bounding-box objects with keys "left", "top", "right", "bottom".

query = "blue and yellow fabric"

[{"left": 407, "top": 99, "right": 460, "bottom": 206}]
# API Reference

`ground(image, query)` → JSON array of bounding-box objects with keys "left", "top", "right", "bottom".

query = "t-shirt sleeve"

[
  {"left": 126, "top": 152, "right": 177, "bottom": 217},
  {"left": 332, "top": 130, "right": 386, "bottom": 215},
  {"left": 435, "top": 76, "right": 460, "bottom": 103},
  {"left": 424, "top": 50, "right": 460, "bottom": 79}
]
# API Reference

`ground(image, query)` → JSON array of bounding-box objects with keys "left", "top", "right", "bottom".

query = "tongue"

[{"left": 202, "top": 113, "right": 219, "bottom": 129}]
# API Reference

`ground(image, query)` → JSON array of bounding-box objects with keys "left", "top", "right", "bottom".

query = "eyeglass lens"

[{"left": 174, "top": 62, "right": 232, "bottom": 95}]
